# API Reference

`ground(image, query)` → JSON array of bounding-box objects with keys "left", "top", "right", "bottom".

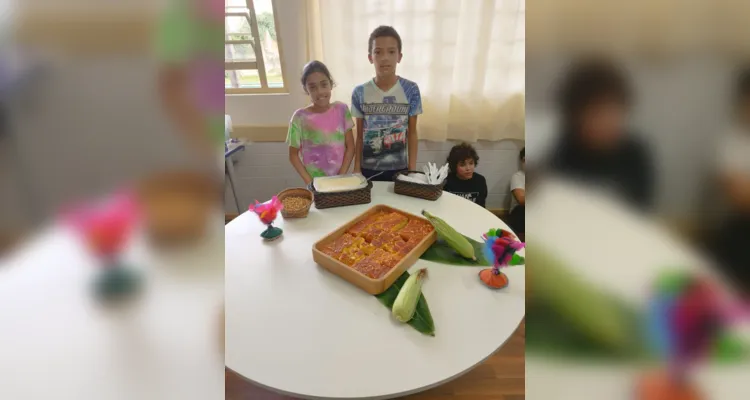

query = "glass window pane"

[
  {"left": 225, "top": 16, "right": 252, "bottom": 34},
  {"left": 224, "top": 0, "right": 285, "bottom": 91},
  {"left": 225, "top": 70, "right": 260, "bottom": 89},
  {"left": 253, "top": 0, "right": 285, "bottom": 88},
  {"left": 225, "top": 43, "right": 256, "bottom": 62}
]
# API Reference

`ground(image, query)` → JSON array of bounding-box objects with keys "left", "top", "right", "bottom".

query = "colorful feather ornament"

[
  {"left": 638, "top": 271, "right": 750, "bottom": 400},
  {"left": 478, "top": 229, "right": 525, "bottom": 289},
  {"left": 61, "top": 190, "right": 143, "bottom": 303},
  {"left": 62, "top": 190, "right": 141, "bottom": 260},
  {"left": 249, "top": 196, "right": 284, "bottom": 240}
]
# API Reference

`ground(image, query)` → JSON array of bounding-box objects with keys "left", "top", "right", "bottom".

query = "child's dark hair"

[
  {"left": 447, "top": 142, "right": 479, "bottom": 173},
  {"left": 735, "top": 66, "right": 750, "bottom": 107},
  {"left": 300, "top": 60, "right": 335, "bottom": 93},
  {"left": 368, "top": 26, "right": 402, "bottom": 54},
  {"left": 520, "top": 147, "right": 525, "bottom": 161},
  {"left": 557, "top": 58, "right": 632, "bottom": 124}
]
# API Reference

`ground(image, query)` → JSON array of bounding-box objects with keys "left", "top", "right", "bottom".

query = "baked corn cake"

[{"left": 330, "top": 211, "right": 434, "bottom": 280}]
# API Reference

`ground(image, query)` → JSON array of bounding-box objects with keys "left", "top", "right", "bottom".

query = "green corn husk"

[
  {"left": 421, "top": 234, "right": 525, "bottom": 266},
  {"left": 528, "top": 245, "right": 647, "bottom": 357},
  {"left": 422, "top": 210, "right": 476, "bottom": 260},
  {"left": 376, "top": 271, "right": 435, "bottom": 336},
  {"left": 392, "top": 268, "right": 428, "bottom": 323}
]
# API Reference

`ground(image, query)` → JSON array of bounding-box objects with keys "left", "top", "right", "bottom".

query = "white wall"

[
  {"left": 1, "top": 57, "right": 193, "bottom": 227},
  {"left": 526, "top": 55, "right": 735, "bottom": 219}
]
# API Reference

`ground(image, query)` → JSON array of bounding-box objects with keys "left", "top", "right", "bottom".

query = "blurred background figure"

[
  {"left": 711, "top": 67, "right": 750, "bottom": 295},
  {"left": 508, "top": 147, "right": 525, "bottom": 241},
  {"left": 156, "top": 0, "right": 224, "bottom": 168},
  {"left": 0, "top": 1, "right": 224, "bottom": 399},
  {"left": 526, "top": 1, "right": 750, "bottom": 399},
  {"left": 548, "top": 58, "right": 655, "bottom": 211}
]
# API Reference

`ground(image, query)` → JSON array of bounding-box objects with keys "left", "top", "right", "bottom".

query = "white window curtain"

[{"left": 305, "top": 0, "right": 525, "bottom": 142}]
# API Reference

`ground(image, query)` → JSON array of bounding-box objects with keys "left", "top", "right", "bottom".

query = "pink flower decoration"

[
  {"left": 62, "top": 190, "right": 141, "bottom": 259},
  {"left": 248, "top": 196, "right": 283, "bottom": 225}
]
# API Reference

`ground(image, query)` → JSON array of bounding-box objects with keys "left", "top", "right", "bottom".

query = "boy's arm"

[
  {"left": 340, "top": 129, "right": 355, "bottom": 175},
  {"left": 289, "top": 147, "right": 313, "bottom": 185},
  {"left": 406, "top": 82, "right": 423, "bottom": 171},
  {"left": 510, "top": 172, "right": 525, "bottom": 206},
  {"left": 351, "top": 88, "right": 364, "bottom": 174},
  {"left": 354, "top": 118, "right": 364, "bottom": 173},
  {"left": 407, "top": 116, "right": 418, "bottom": 171}
]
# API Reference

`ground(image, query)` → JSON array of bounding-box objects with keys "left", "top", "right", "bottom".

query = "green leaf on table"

[
  {"left": 525, "top": 246, "right": 750, "bottom": 364},
  {"left": 713, "top": 332, "right": 750, "bottom": 363},
  {"left": 420, "top": 235, "right": 489, "bottom": 266},
  {"left": 375, "top": 272, "right": 435, "bottom": 336},
  {"left": 526, "top": 299, "right": 650, "bottom": 362},
  {"left": 419, "top": 235, "right": 525, "bottom": 267}
]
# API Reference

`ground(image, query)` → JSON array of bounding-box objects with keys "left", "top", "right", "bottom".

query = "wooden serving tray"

[{"left": 312, "top": 204, "right": 437, "bottom": 295}]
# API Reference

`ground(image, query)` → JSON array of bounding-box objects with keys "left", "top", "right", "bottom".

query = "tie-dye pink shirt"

[{"left": 287, "top": 102, "right": 354, "bottom": 177}]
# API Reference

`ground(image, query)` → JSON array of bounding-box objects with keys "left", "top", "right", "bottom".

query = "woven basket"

[
  {"left": 278, "top": 187, "right": 314, "bottom": 218},
  {"left": 137, "top": 170, "right": 219, "bottom": 246},
  {"left": 393, "top": 170, "right": 445, "bottom": 201},
  {"left": 308, "top": 180, "right": 373, "bottom": 209}
]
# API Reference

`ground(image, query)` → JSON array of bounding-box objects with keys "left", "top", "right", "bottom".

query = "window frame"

[{"left": 225, "top": 0, "right": 287, "bottom": 95}]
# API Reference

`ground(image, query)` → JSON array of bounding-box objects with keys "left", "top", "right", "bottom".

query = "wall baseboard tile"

[
  {"left": 16, "top": 12, "right": 158, "bottom": 56},
  {"left": 233, "top": 125, "right": 288, "bottom": 142}
]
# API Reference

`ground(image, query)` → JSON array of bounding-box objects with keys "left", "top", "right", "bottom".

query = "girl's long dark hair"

[{"left": 300, "top": 60, "right": 335, "bottom": 92}]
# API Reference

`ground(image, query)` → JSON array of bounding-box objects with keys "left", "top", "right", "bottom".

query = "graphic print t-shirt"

[
  {"left": 351, "top": 78, "right": 422, "bottom": 171},
  {"left": 444, "top": 173, "right": 488, "bottom": 208}
]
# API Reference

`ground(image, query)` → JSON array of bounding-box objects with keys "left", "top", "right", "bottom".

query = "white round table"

[
  {"left": 0, "top": 216, "right": 225, "bottom": 400},
  {"left": 526, "top": 178, "right": 750, "bottom": 400},
  {"left": 225, "top": 182, "right": 526, "bottom": 399}
]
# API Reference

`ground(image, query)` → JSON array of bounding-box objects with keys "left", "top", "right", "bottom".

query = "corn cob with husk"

[
  {"left": 392, "top": 268, "right": 429, "bottom": 323},
  {"left": 422, "top": 210, "right": 476, "bottom": 260}
]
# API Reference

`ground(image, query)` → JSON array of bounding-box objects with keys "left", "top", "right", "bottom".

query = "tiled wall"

[
  {"left": 224, "top": 139, "right": 524, "bottom": 213},
  {"left": 1, "top": 58, "right": 191, "bottom": 227},
  {"left": 526, "top": 56, "right": 733, "bottom": 218}
]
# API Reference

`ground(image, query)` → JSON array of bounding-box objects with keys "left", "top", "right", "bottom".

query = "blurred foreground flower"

[
  {"left": 62, "top": 190, "right": 141, "bottom": 259},
  {"left": 61, "top": 190, "right": 143, "bottom": 303}
]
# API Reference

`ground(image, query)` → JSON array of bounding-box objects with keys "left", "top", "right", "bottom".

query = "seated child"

[
  {"left": 443, "top": 143, "right": 488, "bottom": 207},
  {"left": 508, "top": 148, "right": 525, "bottom": 239},
  {"left": 712, "top": 68, "right": 750, "bottom": 293},
  {"left": 288, "top": 61, "right": 356, "bottom": 185}
]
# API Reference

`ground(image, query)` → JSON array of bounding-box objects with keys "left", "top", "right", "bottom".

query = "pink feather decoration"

[
  {"left": 62, "top": 190, "right": 141, "bottom": 259},
  {"left": 248, "top": 196, "right": 284, "bottom": 225}
]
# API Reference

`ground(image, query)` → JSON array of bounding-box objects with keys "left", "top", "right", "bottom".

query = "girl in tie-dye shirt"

[{"left": 287, "top": 61, "right": 355, "bottom": 184}]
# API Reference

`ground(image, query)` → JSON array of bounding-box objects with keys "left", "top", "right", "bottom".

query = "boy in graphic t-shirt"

[{"left": 351, "top": 26, "right": 422, "bottom": 181}]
